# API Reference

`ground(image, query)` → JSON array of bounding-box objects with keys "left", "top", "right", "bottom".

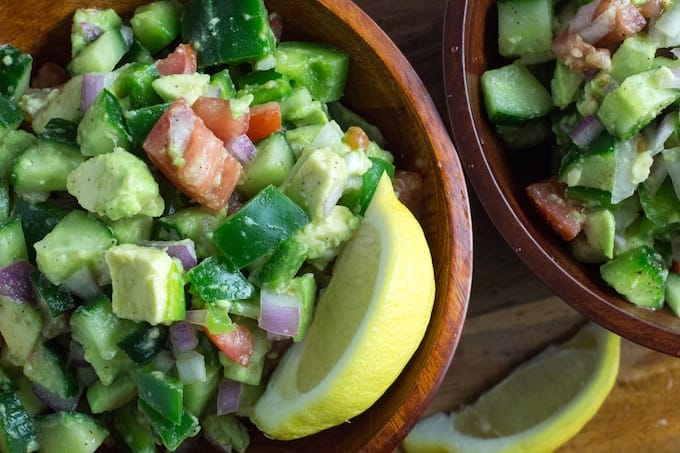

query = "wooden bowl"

[
  {"left": 443, "top": 0, "right": 680, "bottom": 355},
  {"left": 1, "top": 0, "right": 473, "bottom": 450}
]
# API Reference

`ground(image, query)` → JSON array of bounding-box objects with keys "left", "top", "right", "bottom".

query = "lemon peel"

[
  {"left": 402, "top": 322, "right": 621, "bottom": 453},
  {"left": 250, "top": 174, "right": 435, "bottom": 439}
]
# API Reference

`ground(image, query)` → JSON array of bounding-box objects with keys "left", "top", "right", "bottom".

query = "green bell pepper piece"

[
  {"left": 138, "top": 399, "right": 200, "bottom": 451},
  {"left": 112, "top": 402, "right": 157, "bottom": 453},
  {"left": 341, "top": 157, "right": 395, "bottom": 215},
  {"left": 0, "top": 386, "right": 38, "bottom": 453},
  {"left": 212, "top": 185, "right": 309, "bottom": 268},
  {"left": 137, "top": 369, "right": 184, "bottom": 425},
  {"left": 187, "top": 256, "right": 255, "bottom": 302},
  {"left": 181, "top": 0, "right": 276, "bottom": 67}
]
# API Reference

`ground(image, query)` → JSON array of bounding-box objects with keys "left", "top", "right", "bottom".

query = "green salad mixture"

[
  {"left": 0, "top": 0, "right": 422, "bottom": 451},
  {"left": 482, "top": 0, "right": 680, "bottom": 313}
]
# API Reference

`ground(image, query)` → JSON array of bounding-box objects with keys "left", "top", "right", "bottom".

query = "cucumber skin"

[
  {"left": 600, "top": 245, "right": 668, "bottom": 310},
  {"left": 481, "top": 61, "right": 554, "bottom": 125}
]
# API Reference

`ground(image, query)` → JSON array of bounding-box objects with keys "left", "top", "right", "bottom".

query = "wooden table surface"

[{"left": 352, "top": 0, "right": 680, "bottom": 450}]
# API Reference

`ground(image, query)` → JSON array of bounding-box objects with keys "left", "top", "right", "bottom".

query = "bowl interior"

[
  {"left": 1, "top": 0, "right": 472, "bottom": 450},
  {"left": 443, "top": 0, "right": 680, "bottom": 355}
]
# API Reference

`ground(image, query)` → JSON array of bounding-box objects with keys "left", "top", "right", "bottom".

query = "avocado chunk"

[
  {"left": 105, "top": 244, "right": 186, "bottom": 325},
  {"left": 34, "top": 210, "right": 116, "bottom": 285},
  {"left": 281, "top": 146, "right": 348, "bottom": 221},
  {"left": 583, "top": 209, "right": 616, "bottom": 259},
  {"left": 67, "top": 148, "right": 164, "bottom": 221},
  {"left": 294, "top": 205, "right": 360, "bottom": 270},
  {"left": 152, "top": 73, "right": 210, "bottom": 106}
]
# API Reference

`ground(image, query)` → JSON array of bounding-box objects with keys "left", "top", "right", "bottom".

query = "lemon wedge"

[
  {"left": 250, "top": 173, "right": 435, "bottom": 440},
  {"left": 402, "top": 322, "right": 620, "bottom": 453}
]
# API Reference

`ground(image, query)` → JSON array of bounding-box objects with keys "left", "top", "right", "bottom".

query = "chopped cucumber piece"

[
  {"left": 34, "top": 210, "right": 115, "bottom": 286},
  {"left": 0, "top": 44, "right": 32, "bottom": 102},
  {"left": 275, "top": 42, "right": 349, "bottom": 103},
  {"left": 497, "top": 0, "right": 554, "bottom": 59},
  {"left": 600, "top": 245, "right": 668, "bottom": 310},
  {"left": 130, "top": 0, "right": 182, "bottom": 54},
  {"left": 77, "top": 89, "right": 131, "bottom": 156},
  {"left": 34, "top": 412, "right": 108, "bottom": 453},
  {"left": 68, "top": 28, "right": 130, "bottom": 75},
  {"left": 0, "top": 295, "right": 43, "bottom": 366},
  {"left": 481, "top": 60, "right": 554, "bottom": 125},
  {"left": 181, "top": 0, "right": 276, "bottom": 67},
  {"left": 597, "top": 67, "right": 680, "bottom": 140}
]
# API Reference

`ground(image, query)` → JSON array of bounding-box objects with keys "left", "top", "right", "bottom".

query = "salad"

[
  {"left": 0, "top": 0, "right": 426, "bottom": 451},
  {"left": 481, "top": 0, "right": 680, "bottom": 314}
]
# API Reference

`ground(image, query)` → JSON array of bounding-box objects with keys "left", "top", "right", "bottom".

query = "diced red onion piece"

[
  {"left": 266, "top": 331, "right": 288, "bottom": 341},
  {"left": 120, "top": 25, "right": 134, "bottom": 48},
  {"left": 61, "top": 266, "right": 101, "bottom": 300},
  {"left": 611, "top": 136, "right": 640, "bottom": 204},
  {"left": 81, "top": 73, "right": 106, "bottom": 113},
  {"left": 76, "top": 366, "right": 99, "bottom": 387},
  {"left": 216, "top": 379, "right": 242, "bottom": 415},
  {"left": 149, "top": 349, "right": 175, "bottom": 374},
  {"left": 269, "top": 12, "right": 284, "bottom": 44},
  {"left": 205, "top": 429, "right": 237, "bottom": 453},
  {"left": 79, "top": 22, "right": 103, "bottom": 43},
  {"left": 186, "top": 309, "right": 208, "bottom": 327},
  {"left": 0, "top": 260, "right": 36, "bottom": 303},
  {"left": 659, "top": 67, "right": 680, "bottom": 89},
  {"left": 168, "top": 107, "right": 195, "bottom": 155},
  {"left": 569, "top": 2, "right": 599, "bottom": 33},
  {"left": 176, "top": 351, "right": 206, "bottom": 384},
  {"left": 32, "top": 383, "right": 80, "bottom": 411},
  {"left": 663, "top": 147, "right": 680, "bottom": 200},
  {"left": 258, "top": 290, "right": 300, "bottom": 337},
  {"left": 170, "top": 321, "right": 199, "bottom": 354},
  {"left": 579, "top": 8, "right": 616, "bottom": 44},
  {"left": 311, "top": 120, "right": 344, "bottom": 149},
  {"left": 569, "top": 115, "right": 604, "bottom": 149},
  {"left": 68, "top": 341, "right": 89, "bottom": 368},
  {"left": 204, "top": 85, "right": 222, "bottom": 99},
  {"left": 227, "top": 134, "right": 256, "bottom": 164},
  {"left": 646, "top": 111, "right": 678, "bottom": 154},
  {"left": 642, "top": 155, "right": 668, "bottom": 196},
  {"left": 138, "top": 239, "right": 198, "bottom": 270}
]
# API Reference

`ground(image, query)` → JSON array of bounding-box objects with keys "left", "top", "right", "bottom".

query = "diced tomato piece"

[
  {"left": 156, "top": 43, "right": 197, "bottom": 76},
  {"left": 593, "top": 0, "right": 646, "bottom": 47},
  {"left": 552, "top": 30, "right": 611, "bottom": 72},
  {"left": 526, "top": 179, "right": 586, "bottom": 241},
  {"left": 143, "top": 98, "right": 243, "bottom": 211},
  {"left": 344, "top": 126, "right": 370, "bottom": 150},
  {"left": 394, "top": 170, "right": 425, "bottom": 218},
  {"left": 269, "top": 12, "right": 284, "bottom": 44},
  {"left": 672, "top": 261, "right": 680, "bottom": 275},
  {"left": 246, "top": 101, "right": 282, "bottom": 143},
  {"left": 204, "top": 323, "right": 253, "bottom": 367},
  {"left": 192, "top": 96, "right": 250, "bottom": 144},
  {"left": 32, "top": 62, "right": 70, "bottom": 88}
]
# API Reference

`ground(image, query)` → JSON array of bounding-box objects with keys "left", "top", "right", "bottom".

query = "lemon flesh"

[
  {"left": 402, "top": 322, "right": 620, "bottom": 453},
  {"left": 250, "top": 174, "right": 435, "bottom": 440}
]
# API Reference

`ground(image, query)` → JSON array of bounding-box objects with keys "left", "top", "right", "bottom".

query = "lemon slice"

[
  {"left": 402, "top": 322, "right": 620, "bottom": 453},
  {"left": 250, "top": 174, "right": 435, "bottom": 440}
]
